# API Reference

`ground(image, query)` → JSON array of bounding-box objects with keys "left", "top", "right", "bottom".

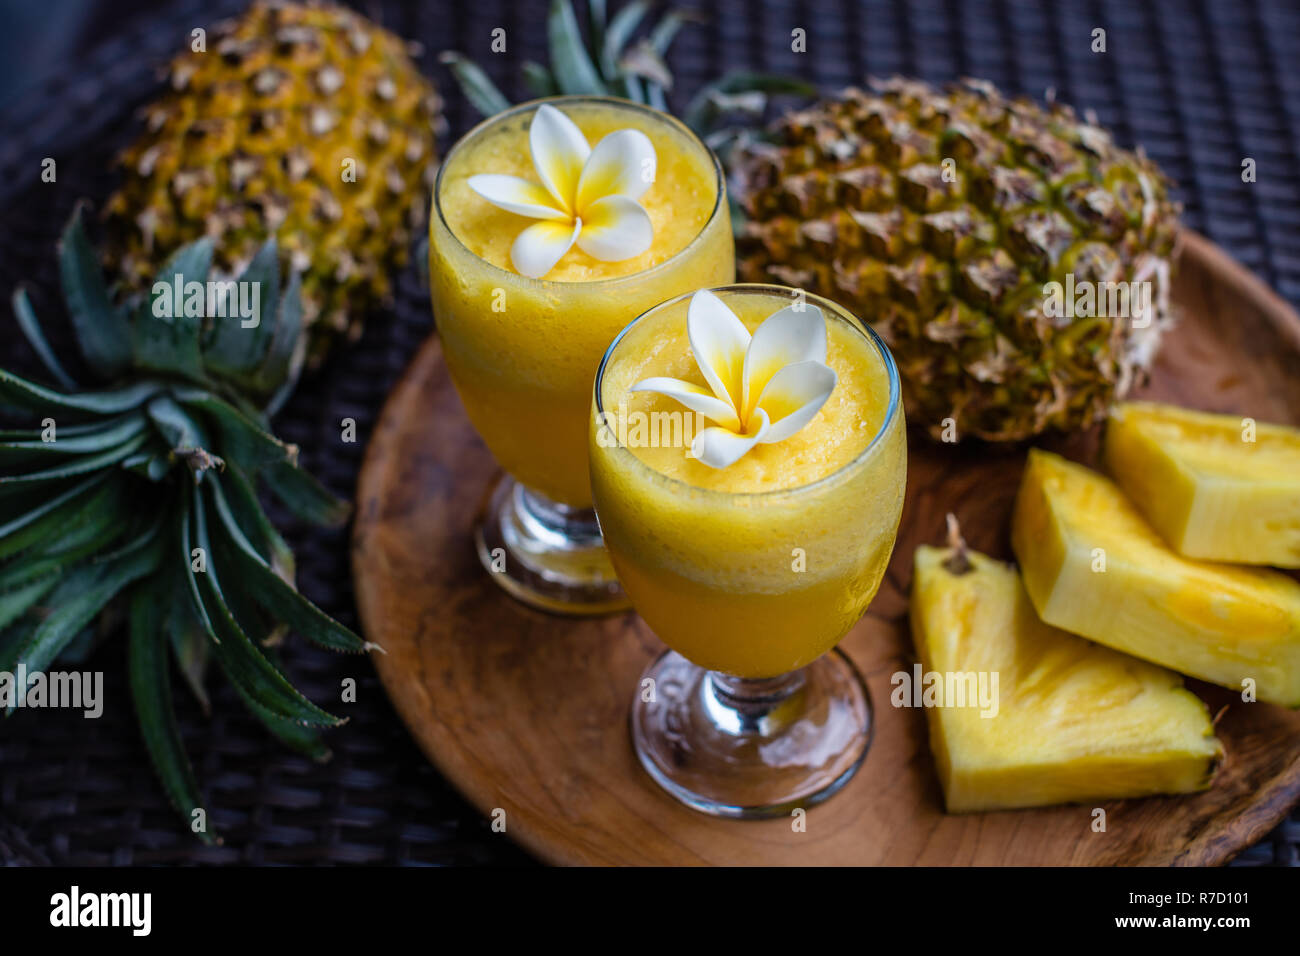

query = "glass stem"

[
  {"left": 705, "top": 669, "right": 808, "bottom": 736},
  {"left": 514, "top": 484, "right": 603, "bottom": 550}
]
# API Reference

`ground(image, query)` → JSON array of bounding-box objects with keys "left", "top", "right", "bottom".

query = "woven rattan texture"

[{"left": 0, "top": 0, "right": 1297, "bottom": 865}]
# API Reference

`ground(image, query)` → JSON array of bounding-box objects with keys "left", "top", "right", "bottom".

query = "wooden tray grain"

[{"left": 351, "top": 232, "right": 1300, "bottom": 866}]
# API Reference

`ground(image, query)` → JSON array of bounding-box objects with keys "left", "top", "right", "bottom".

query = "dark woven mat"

[{"left": 0, "top": 0, "right": 1297, "bottom": 865}]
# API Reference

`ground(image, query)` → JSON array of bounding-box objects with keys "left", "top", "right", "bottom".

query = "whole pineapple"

[
  {"left": 735, "top": 78, "right": 1180, "bottom": 442},
  {"left": 104, "top": 0, "right": 442, "bottom": 365}
]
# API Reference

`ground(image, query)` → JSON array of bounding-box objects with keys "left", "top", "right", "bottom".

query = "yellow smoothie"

[
  {"left": 430, "top": 97, "right": 734, "bottom": 506},
  {"left": 590, "top": 288, "right": 907, "bottom": 678}
]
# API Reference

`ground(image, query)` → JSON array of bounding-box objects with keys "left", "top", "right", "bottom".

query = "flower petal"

[
  {"left": 687, "top": 290, "right": 751, "bottom": 409},
  {"left": 530, "top": 104, "right": 590, "bottom": 214},
  {"left": 576, "top": 129, "right": 657, "bottom": 210},
  {"left": 742, "top": 304, "right": 828, "bottom": 420},
  {"left": 754, "top": 360, "right": 837, "bottom": 444},
  {"left": 467, "top": 174, "right": 570, "bottom": 221},
  {"left": 510, "top": 218, "right": 582, "bottom": 279},
  {"left": 690, "top": 409, "right": 771, "bottom": 469},
  {"left": 630, "top": 376, "right": 741, "bottom": 431},
  {"left": 574, "top": 195, "right": 653, "bottom": 262}
]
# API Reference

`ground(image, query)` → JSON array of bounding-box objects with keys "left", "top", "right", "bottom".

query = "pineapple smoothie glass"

[
  {"left": 430, "top": 97, "right": 733, "bottom": 615},
  {"left": 590, "top": 285, "right": 906, "bottom": 817}
]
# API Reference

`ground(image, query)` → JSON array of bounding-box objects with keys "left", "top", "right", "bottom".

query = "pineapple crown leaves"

[
  {"left": 439, "top": 0, "right": 815, "bottom": 150},
  {"left": 17, "top": 204, "right": 306, "bottom": 416},
  {"left": 1, "top": 206, "right": 375, "bottom": 844}
]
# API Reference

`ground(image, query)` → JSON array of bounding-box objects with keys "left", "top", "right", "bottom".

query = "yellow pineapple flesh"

[
  {"left": 1105, "top": 401, "right": 1300, "bottom": 568},
  {"left": 912, "top": 540, "right": 1221, "bottom": 812},
  {"left": 1012, "top": 449, "right": 1300, "bottom": 705}
]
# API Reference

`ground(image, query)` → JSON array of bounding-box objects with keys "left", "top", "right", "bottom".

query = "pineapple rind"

[
  {"left": 104, "top": 0, "right": 442, "bottom": 364},
  {"left": 912, "top": 545, "right": 1221, "bottom": 813},
  {"left": 1105, "top": 401, "right": 1300, "bottom": 568},
  {"left": 735, "top": 78, "right": 1181, "bottom": 442},
  {"left": 1013, "top": 448, "right": 1300, "bottom": 706}
]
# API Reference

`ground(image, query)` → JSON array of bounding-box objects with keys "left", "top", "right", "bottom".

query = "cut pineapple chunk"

[
  {"left": 1012, "top": 449, "right": 1300, "bottom": 706},
  {"left": 912, "top": 540, "right": 1221, "bottom": 812},
  {"left": 1105, "top": 401, "right": 1300, "bottom": 568}
]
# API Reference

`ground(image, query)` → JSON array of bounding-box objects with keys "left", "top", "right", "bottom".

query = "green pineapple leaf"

[
  {"left": 145, "top": 394, "right": 207, "bottom": 452},
  {"left": 220, "top": 463, "right": 295, "bottom": 581},
  {"left": 11, "top": 287, "right": 77, "bottom": 390},
  {"left": 57, "top": 623, "right": 105, "bottom": 666},
  {"left": 442, "top": 0, "right": 815, "bottom": 147},
  {"left": 588, "top": 0, "right": 608, "bottom": 48},
  {"left": 0, "top": 487, "right": 126, "bottom": 592},
  {"left": 0, "top": 473, "right": 109, "bottom": 560},
  {"left": 219, "top": 560, "right": 285, "bottom": 649},
  {"left": 600, "top": 1, "right": 650, "bottom": 86},
  {"left": 522, "top": 60, "right": 559, "bottom": 98},
  {"left": 682, "top": 71, "right": 818, "bottom": 134},
  {"left": 58, "top": 206, "right": 132, "bottom": 380},
  {"left": 121, "top": 452, "right": 173, "bottom": 482},
  {"left": 202, "top": 238, "right": 280, "bottom": 382},
  {"left": 0, "top": 413, "right": 148, "bottom": 462},
  {"left": 0, "top": 368, "right": 162, "bottom": 417},
  {"left": 130, "top": 238, "right": 212, "bottom": 381},
  {"left": 255, "top": 267, "right": 305, "bottom": 417},
  {"left": 92, "top": 510, "right": 167, "bottom": 565},
  {"left": 262, "top": 459, "right": 352, "bottom": 528},
  {"left": 0, "top": 419, "right": 128, "bottom": 440},
  {"left": 34, "top": 496, "right": 124, "bottom": 561},
  {"left": 548, "top": 0, "right": 609, "bottom": 95},
  {"left": 191, "top": 489, "right": 342, "bottom": 728},
  {"left": 248, "top": 642, "right": 331, "bottom": 760},
  {"left": 0, "top": 557, "right": 72, "bottom": 598},
  {"left": 129, "top": 586, "right": 215, "bottom": 845},
  {"left": 167, "top": 599, "right": 212, "bottom": 716},
  {"left": 647, "top": 7, "right": 696, "bottom": 54},
  {"left": 0, "top": 615, "right": 34, "bottom": 680},
  {"left": 437, "top": 52, "right": 511, "bottom": 117},
  {"left": 200, "top": 570, "right": 343, "bottom": 727},
  {"left": 209, "top": 479, "right": 369, "bottom": 654},
  {"left": 0, "top": 576, "right": 60, "bottom": 633},
  {"left": 173, "top": 388, "right": 295, "bottom": 471},
  {"left": 252, "top": 714, "right": 330, "bottom": 761},
  {"left": 5, "top": 540, "right": 161, "bottom": 714},
  {"left": 222, "top": 642, "right": 330, "bottom": 758},
  {"left": 619, "top": 41, "right": 672, "bottom": 91},
  {"left": 176, "top": 491, "right": 217, "bottom": 639},
  {"left": 0, "top": 429, "right": 149, "bottom": 484}
]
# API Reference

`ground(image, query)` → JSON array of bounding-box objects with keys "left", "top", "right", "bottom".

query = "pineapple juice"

[
  {"left": 430, "top": 98, "right": 733, "bottom": 507},
  {"left": 590, "top": 289, "right": 907, "bottom": 678}
]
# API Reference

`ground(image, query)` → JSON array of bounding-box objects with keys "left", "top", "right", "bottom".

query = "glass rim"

[
  {"left": 431, "top": 95, "right": 726, "bottom": 290},
  {"left": 592, "top": 283, "right": 904, "bottom": 503}
]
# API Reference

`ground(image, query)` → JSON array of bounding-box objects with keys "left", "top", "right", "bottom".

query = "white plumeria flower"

[
  {"left": 632, "top": 291, "right": 838, "bottom": 469},
  {"left": 467, "top": 104, "right": 657, "bottom": 278}
]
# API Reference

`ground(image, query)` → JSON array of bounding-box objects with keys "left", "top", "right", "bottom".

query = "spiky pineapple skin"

[
  {"left": 736, "top": 78, "right": 1181, "bottom": 441},
  {"left": 104, "top": 0, "right": 442, "bottom": 364}
]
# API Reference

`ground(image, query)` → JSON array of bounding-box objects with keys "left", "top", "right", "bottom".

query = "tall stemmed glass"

[
  {"left": 429, "top": 97, "right": 733, "bottom": 615},
  {"left": 589, "top": 285, "right": 906, "bottom": 816}
]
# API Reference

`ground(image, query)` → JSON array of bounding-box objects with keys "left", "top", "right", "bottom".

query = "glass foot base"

[
  {"left": 475, "top": 474, "right": 629, "bottom": 617},
  {"left": 630, "top": 649, "right": 872, "bottom": 818}
]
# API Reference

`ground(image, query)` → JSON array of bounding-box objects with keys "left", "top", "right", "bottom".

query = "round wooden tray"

[{"left": 352, "top": 232, "right": 1300, "bottom": 865}]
